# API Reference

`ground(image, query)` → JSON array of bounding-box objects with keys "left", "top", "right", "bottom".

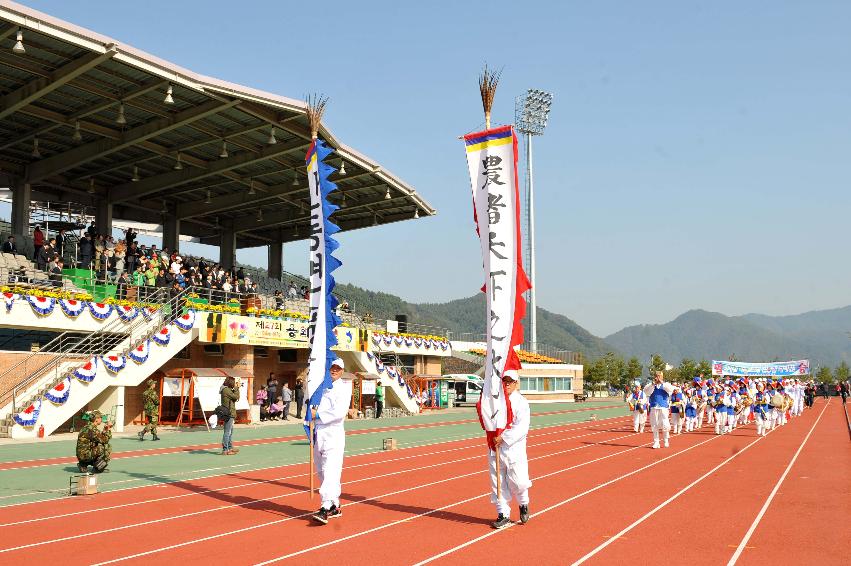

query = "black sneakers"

[
  {"left": 137, "top": 431, "right": 144, "bottom": 441},
  {"left": 152, "top": 434, "right": 160, "bottom": 441},
  {"left": 313, "top": 505, "right": 341, "bottom": 525},
  {"left": 519, "top": 505, "right": 529, "bottom": 524},
  {"left": 313, "top": 507, "right": 329, "bottom": 524},
  {"left": 492, "top": 514, "right": 512, "bottom": 529}
]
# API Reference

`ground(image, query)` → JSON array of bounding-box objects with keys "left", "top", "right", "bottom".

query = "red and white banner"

[{"left": 464, "top": 125, "right": 530, "bottom": 444}]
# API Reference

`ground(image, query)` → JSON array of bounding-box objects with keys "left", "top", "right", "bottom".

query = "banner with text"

[
  {"left": 199, "top": 314, "right": 357, "bottom": 351},
  {"left": 712, "top": 360, "right": 810, "bottom": 377}
]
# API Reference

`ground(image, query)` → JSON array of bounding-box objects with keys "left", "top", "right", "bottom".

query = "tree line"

[{"left": 583, "top": 354, "right": 850, "bottom": 395}]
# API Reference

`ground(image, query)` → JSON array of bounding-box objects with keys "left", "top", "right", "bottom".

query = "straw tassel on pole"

[{"left": 479, "top": 64, "right": 501, "bottom": 130}]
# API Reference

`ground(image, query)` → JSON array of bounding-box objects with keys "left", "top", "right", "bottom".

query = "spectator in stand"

[
  {"left": 49, "top": 258, "right": 64, "bottom": 286},
  {"left": 267, "top": 374, "right": 278, "bottom": 411},
  {"left": 36, "top": 238, "right": 52, "bottom": 271},
  {"left": 93, "top": 234, "right": 105, "bottom": 272},
  {"left": 115, "top": 271, "right": 129, "bottom": 300},
  {"left": 125, "top": 242, "right": 139, "bottom": 275},
  {"left": 86, "top": 221, "right": 97, "bottom": 238},
  {"left": 113, "top": 240, "right": 126, "bottom": 274},
  {"left": 256, "top": 385, "right": 268, "bottom": 420},
  {"left": 56, "top": 228, "right": 66, "bottom": 258},
  {"left": 78, "top": 234, "right": 93, "bottom": 269},
  {"left": 236, "top": 266, "right": 245, "bottom": 281},
  {"left": 32, "top": 225, "right": 44, "bottom": 261},
  {"left": 132, "top": 264, "right": 145, "bottom": 288},
  {"left": 287, "top": 281, "right": 298, "bottom": 300},
  {"left": 281, "top": 383, "right": 292, "bottom": 420},
  {"left": 268, "top": 396, "right": 283, "bottom": 421},
  {"left": 274, "top": 290, "right": 284, "bottom": 310},
  {"left": 144, "top": 264, "right": 157, "bottom": 289},
  {"left": 124, "top": 227, "right": 136, "bottom": 248},
  {"left": 294, "top": 377, "right": 305, "bottom": 419},
  {"left": 101, "top": 245, "right": 114, "bottom": 282},
  {"left": 2, "top": 235, "right": 17, "bottom": 255}
]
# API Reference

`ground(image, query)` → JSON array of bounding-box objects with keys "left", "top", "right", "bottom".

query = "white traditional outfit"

[
  {"left": 670, "top": 389, "right": 685, "bottom": 434},
  {"left": 713, "top": 389, "right": 727, "bottom": 435},
  {"left": 489, "top": 385, "right": 532, "bottom": 522},
  {"left": 627, "top": 389, "right": 647, "bottom": 433},
  {"left": 312, "top": 363, "right": 353, "bottom": 515},
  {"left": 643, "top": 381, "right": 675, "bottom": 448},
  {"left": 753, "top": 388, "right": 771, "bottom": 437}
]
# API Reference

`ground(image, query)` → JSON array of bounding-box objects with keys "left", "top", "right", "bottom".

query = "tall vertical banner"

[
  {"left": 304, "top": 139, "right": 343, "bottom": 424},
  {"left": 464, "top": 125, "right": 531, "bottom": 447}
]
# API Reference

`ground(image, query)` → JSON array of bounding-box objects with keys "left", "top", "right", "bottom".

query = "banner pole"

[
  {"left": 309, "top": 415, "right": 315, "bottom": 499},
  {"left": 495, "top": 445, "right": 502, "bottom": 501}
]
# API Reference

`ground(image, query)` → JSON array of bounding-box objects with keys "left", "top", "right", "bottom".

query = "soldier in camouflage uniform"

[
  {"left": 76, "top": 410, "right": 112, "bottom": 473},
  {"left": 138, "top": 379, "right": 160, "bottom": 441}
]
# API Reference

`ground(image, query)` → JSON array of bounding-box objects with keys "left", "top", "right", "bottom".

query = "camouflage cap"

[
  {"left": 90, "top": 410, "right": 102, "bottom": 419},
  {"left": 147, "top": 379, "right": 156, "bottom": 386}
]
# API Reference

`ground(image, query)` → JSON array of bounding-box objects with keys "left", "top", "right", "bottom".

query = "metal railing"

[{"left": 1, "top": 285, "right": 191, "bottom": 414}]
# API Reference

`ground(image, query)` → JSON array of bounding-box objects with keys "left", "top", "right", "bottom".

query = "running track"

[{"left": 0, "top": 399, "right": 846, "bottom": 565}]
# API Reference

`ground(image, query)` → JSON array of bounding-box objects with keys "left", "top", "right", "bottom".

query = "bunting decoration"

[
  {"left": 73, "top": 358, "right": 97, "bottom": 383},
  {"left": 2, "top": 291, "right": 16, "bottom": 312},
  {"left": 25, "top": 295, "right": 55, "bottom": 316},
  {"left": 117, "top": 305, "right": 139, "bottom": 322},
  {"left": 44, "top": 376, "right": 72, "bottom": 405},
  {"left": 88, "top": 301, "right": 113, "bottom": 320},
  {"left": 141, "top": 306, "right": 157, "bottom": 321},
  {"left": 152, "top": 326, "right": 171, "bottom": 346},
  {"left": 101, "top": 354, "right": 127, "bottom": 374},
  {"left": 13, "top": 399, "right": 41, "bottom": 427},
  {"left": 304, "top": 130, "right": 344, "bottom": 417},
  {"left": 59, "top": 298, "right": 86, "bottom": 318},
  {"left": 128, "top": 340, "right": 151, "bottom": 364},
  {"left": 174, "top": 310, "right": 196, "bottom": 331},
  {"left": 463, "top": 67, "right": 530, "bottom": 449}
]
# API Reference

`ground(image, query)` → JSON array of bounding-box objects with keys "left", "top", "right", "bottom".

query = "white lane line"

[
  {"left": 572, "top": 423, "right": 776, "bottom": 564},
  {"left": 1, "top": 421, "right": 632, "bottom": 555},
  {"left": 727, "top": 400, "right": 830, "bottom": 565},
  {"left": 412, "top": 428, "right": 734, "bottom": 566},
  {"left": 0, "top": 416, "right": 629, "bottom": 523},
  {"left": 93, "top": 431, "right": 642, "bottom": 565}
]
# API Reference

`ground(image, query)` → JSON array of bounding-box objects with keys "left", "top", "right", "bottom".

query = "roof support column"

[
  {"left": 96, "top": 200, "right": 113, "bottom": 239},
  {"left": 10, "top": 180, "right": 31, "bottom": 238},
  {"left": 219, "top": 222, "right": 236, "bottom": 270},
  {"left": 267, "top": 235, "right": 283, "bottom": 281},
  {"left": 162, "top": 214, "right": 180, "bottom": 254}
]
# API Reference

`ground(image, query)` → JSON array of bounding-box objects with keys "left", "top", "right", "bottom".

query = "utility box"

[{"left": 383, "top": 438, "right": 397, "bottom": 451}]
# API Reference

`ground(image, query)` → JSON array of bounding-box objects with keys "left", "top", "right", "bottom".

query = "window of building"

[{"left": 520, "top": 376, "right": 572, "bottom": 393}]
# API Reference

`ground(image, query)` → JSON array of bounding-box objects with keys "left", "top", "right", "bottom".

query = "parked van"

[{"left": 443, "top": 374, "right": 484, "bottom": 407}]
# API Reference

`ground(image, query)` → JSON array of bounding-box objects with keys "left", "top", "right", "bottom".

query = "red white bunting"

[
  {"left": 128, "top": 340, "right": 150, "bottom": 364},
  {"left": 73, "top": 358, "right": 98, "bottom": 382},
  {"left": 152, "top": 326, "right": 171, "bottom": 346},
  {"left": 117, "top": 305, "right": 139, "bottom": 322},
  {"left": 174, "top": 310, "right": 196, "bottom": 331},
  {"left": 13, "top": 398, "right": 41, "bottom": 427},
  {"left": 45, "top": 376, "right": 72, "bottom": 405},
  {"left": 88, "top": 302, "right": 113, "bottom": 320},
  {"left": 59, "top": 298, "right": 85, "bottom": 318},
  {"left": 101, "top": 354, "right": 126, "bottom": 373},
  {"left": 25, "top": 295, "right": 55, "bottom": 316},
  {"left": 3, "top": 292, "right": 17, "bottom": 312}
]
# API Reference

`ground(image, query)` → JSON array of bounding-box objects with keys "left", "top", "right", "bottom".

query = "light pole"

[{"left": 515, "top": 89, "right": 553, "bottom": 353}]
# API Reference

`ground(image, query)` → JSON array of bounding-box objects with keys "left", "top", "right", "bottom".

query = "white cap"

[
  {"left": 331, "top": 358, "right": 345, "bottom": 370},
  {"left": 502, "top": 370, "right": 519, "bottom": 382}
]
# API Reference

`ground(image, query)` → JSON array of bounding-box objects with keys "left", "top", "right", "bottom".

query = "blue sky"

[{"left": 16, "top": 0, "right": 851, "bottom": 335}]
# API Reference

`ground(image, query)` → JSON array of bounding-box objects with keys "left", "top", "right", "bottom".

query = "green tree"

[
  {"left": 696, "top": 359, "right": 713, "bottom": 379},
  {"left": 835, "top": 361, "right": 850, "bottom": 383},
  {"left": 625, "top": 357, "right": 643, "bottom": 386},
  {"left": 816, "top": 366, "right": 834, "bottom": 384},
  {"left": 675, "top": 358, "right": 696, "bottom": 384},
  {"left": 648, "top": 354, "right": 666, "bottom": 378}
]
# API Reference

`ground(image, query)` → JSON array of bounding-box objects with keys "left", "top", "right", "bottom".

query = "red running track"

[{"left": 0, "top": 400, "right": 845, "bottom": 566}]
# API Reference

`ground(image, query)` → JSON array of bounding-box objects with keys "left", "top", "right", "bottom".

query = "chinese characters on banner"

[
  {"left": 304, "top": 140, "right": 343, "bottom": 411},
  {"left": 464, "top": 125, "right": 531, "bottom": 440}
]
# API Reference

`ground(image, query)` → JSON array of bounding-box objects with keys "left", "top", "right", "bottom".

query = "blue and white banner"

[
  {"left": 304, "top": 139, "right": 343, "bottom": 427},
  {"left": 712, "top": 359, "right": 810, "bottom": 377}
]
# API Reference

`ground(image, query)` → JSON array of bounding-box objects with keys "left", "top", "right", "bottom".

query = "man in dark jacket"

[
  {"left": 78, "top": 234, "right": 94, "bottom": 269},
  {"left": 294, "top": 378, "right": 305, "bottom": 419},
  {"left": 36, "top": 239, "right": 53, "bottom": 271},
  {"left": 49, "top": 258, "right": 64, "bottom": 286},
  {"left": 266, "top": 374, "right": 278, "bottom": 411},
  {"left": 2, "top": 235, "right": 17, "bottom": 255}
]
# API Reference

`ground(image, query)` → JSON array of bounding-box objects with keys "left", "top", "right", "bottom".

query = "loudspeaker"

[{"left": 395, "top": 314, "right": 408, "bottom": 333}]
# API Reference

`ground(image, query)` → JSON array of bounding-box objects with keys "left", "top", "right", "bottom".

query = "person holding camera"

[
  {"left": 220, "top": 377, "right": 240, "bottom": 455},
  {"left": 76, "top": 410, "right": 112, "bottom": 473}
]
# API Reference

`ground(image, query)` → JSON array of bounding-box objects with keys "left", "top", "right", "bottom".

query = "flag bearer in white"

[
  {"left": 311, "top": 358, "right": 353, "bottom": 525},
  {"left": 490, "top": 371, "right": 532, "bottom": 529},
  {"left": 626, "top": 385, "right": 647, "bottom": 433},
  {"left": 643, "top": 372, "right": 675, "bottom": 449}
]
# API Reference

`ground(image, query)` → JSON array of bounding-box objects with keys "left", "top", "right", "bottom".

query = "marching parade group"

[{"left": 627, "top": 372, "right": 813, "bottom": 449}]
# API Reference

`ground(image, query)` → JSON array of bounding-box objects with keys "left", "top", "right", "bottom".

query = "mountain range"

[
  {"left": 334, "top": 282, "right": 850, "bottom": 367},
  {"left": 605, "top": 307, "right": 851, "bottom": 367}
]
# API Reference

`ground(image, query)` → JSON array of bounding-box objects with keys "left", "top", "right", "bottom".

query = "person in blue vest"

[
  {"left": 684, "top": 388, "right": 698, "bottom": 432},
  {"left": 725, "top": 382, "right": 738, "bottom": 433},
  {"left": 704, "top": 378, "right": 716, "bottom": 427},
  {"left": 753, "top": 381, "right": 772, "bottom": 437},
  {"left": 627, "top": 384, "right": 648, "bottom": 433},
  {"left": 642, "top": 371, "right": 675, "bottom": 449},
  {"left": 670, "top": 386, "right": 685, "bottom": 435},
  {"left": 713, "top": 384, "right": 727, "bottom": 435}
]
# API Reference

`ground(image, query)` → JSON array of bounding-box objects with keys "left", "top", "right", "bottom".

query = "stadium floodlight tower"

[{"left": 515, "top": 89, "right": 553, "bottom": 353}]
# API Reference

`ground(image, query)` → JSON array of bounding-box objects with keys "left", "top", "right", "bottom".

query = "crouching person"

[
  {"left": 76, "top": 410, "right": 112, "bottom": 473},
  {"left": 488, "top": 370, "right": 532, "bottom": 529}
]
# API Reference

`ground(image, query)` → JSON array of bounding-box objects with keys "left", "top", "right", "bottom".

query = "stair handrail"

[{"left": 1, "top": 286, "right": 194, "bottom": 413}]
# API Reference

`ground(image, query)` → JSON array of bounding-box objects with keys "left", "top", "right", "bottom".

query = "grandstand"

[{"left": 0, "top": 2, "right": 446, "bottom": 439}]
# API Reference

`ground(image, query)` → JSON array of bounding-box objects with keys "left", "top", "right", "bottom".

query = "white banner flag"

[{"left": 464, "top": 125, "right": 530, "bottom": 437}]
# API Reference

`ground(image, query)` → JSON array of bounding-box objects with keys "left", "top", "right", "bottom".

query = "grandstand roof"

[{"left": 0, "top": 1, "right": 435, "bottom": 248}]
